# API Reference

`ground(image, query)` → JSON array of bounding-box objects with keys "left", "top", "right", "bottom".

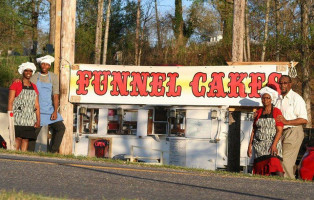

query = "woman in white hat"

[
  {"left": 7, "top": 62, "right": 40, "bottom": 151},
  {"left": 247, "top": 86, "right": 284, "bottom": 176}
]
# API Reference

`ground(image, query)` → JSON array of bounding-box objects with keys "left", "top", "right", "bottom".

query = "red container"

[
  {"left": 299, "top": 147, "right": 314, "bottom": 181},
  {"left": 94, "top": 140, "right": 110, "bottom": 158}
]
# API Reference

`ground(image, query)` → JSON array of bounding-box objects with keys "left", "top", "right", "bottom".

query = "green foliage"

[
  {"left": 0, "top": 0, "right": 29, "bottom": 54},
  {"left": 0, "top": 56, "right": 29, "bottom": 88},
  {"left": 75, "top": 0, "right": 138, "bottom": 64}
]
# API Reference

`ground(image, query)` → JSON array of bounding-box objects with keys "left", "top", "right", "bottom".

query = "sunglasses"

[{"left": 278, "top": 81, "right": 291, "bottom": 85}]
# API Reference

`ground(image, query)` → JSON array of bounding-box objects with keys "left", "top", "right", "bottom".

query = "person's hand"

[
  {"left": 247, "top": 144, "right": 252, "bottom": 157},
  {"left": 50, "top": 111, "right": 57, "bottom": 120},
  {"left": 276, "top": 115, "right": 288, "bottom": 125},
  {"left": 34, "top": 120, "right": 40, "bottom": 128},
  {"left": 269, "top": 144, "right": 278, "bottom": 156}
]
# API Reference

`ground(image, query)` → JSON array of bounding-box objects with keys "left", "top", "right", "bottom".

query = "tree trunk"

[
  {"left": 245, "top": 5, "right": 250, "bottom": 62},
  {"left": 94, "top": 0, "right": 104, "bottom": 64},
  {"left": 230, "top": 0, "right": 245, "bottom": 173},
  {"left": 300, "top": 0, "right": 312, "bottom": 128},
  {"left": 244, "top": 0, "right": 251, "bottom": 62},
  {"left": 102, "top": 0, "right": 112, "bottom": 65},
  {"left": 59, "top": 0, "right": 76, "bottom": 155},
  {"left": 275, "top": 0, "right": 280, "bottom": 61},
  {"left": 232, "top": 0, "right": 245, "bottom": 62},
  {"left": 31, "top": 0, "right": 39, "bottom": 62},
  {"left": 174, "top": 0, "right": 184, "bottom": 48},
  {"left": 154, "top": 0, "right": 161, "bottom": 49},
  {"left": 135, "top": 0, "right": 141, "bottom": 66},
  {"left": 261, "top": 0, "right": 270, "bottom": 62},
  {"left": 49, "top": 0, "right": 56, "bottom": 46},
  {"left": 222, "top": 0, "right": 233, "bottom": 46}
]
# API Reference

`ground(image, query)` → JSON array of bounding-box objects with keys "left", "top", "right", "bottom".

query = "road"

[{"left": 0, "top": 153, "right": 313, "bottom": 200}]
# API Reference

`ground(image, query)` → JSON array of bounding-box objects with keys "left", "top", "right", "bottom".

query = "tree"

[
  {"left": 173, "top": 0, "right": 185, "bottom": 48},
  {"left": 275, "top": 0, "right": 280, "bottom": 61},
  {"left": 261, "top": 0, "right": 270, "bottom": 61},
  {"left": 48, "top": 0, "right": 56, "bottom": 46},
  {"left": 232, "top": 0, "right": 245, "bottom": 62},
  {"left": 135, "top": 0, "right": 141, "bottom": 65},
  {"left": 94, "top": 0, "right": 104, "bottom": 64},
  {"left": 300, "top": 0, "right": 312, "bottom": 128},
  {"left": 245, "top": 0, "right": 250, "bottom": 61},
  {"left": 102, "top": 0, "right": 112, "bottom": 64},
  {"left": 154, "top": 0, "right": 162, "bottom": 49}
]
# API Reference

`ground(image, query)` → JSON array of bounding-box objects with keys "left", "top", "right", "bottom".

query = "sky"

[{"left": 39, "top": 0, "right": 193, "bottom": 33}]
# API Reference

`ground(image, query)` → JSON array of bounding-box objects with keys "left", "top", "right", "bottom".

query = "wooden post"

[
  {"left": 59, "top": 0, "right": 76, "bottom": 155},
  {"left": 54, "top": 0, "right": 61, "bottom": 74},
  {"left": 229, "top": 0, "right": 246, "bottom": 172},
  {"left": 95, "top": 0, "right": 104, "bottom": 64},
  {"left": 7, "top": 111, "right": 15, "bottom": 150}
]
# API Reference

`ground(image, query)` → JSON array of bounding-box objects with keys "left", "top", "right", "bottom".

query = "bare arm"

[
  {"left": 34, "top": 95, "right": 40, "bottom": 127},
  {"left": 276, "top": 115, "right": 308, "bottom": 126},
  {"left": 247, "top": 127, "right": 255, "bottom": 157},
  {"left": 270, "top": 125, "right": 283, "bottom": 155},
  {"left": 7, "top": 90, "right": 16, "bottom": 111},
  {"left": 50, "top": 94, "right": 59, "bottom": 120}
]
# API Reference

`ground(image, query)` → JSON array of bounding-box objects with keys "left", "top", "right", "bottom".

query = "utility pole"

[
  {"left": 231, "top": 0, "right": 245, "bottom": 62},
  {"left": 59, "top": 0, "right": 76, "bottom": 154},
  {"left": 229, "top": 0, "right": 246, "bottom": 172},
  {"left": 54, "top": 0, "right": 61, "bottom": 74},
  {"left": 95, "top": 0, "right": 104, "bottom": 64}
]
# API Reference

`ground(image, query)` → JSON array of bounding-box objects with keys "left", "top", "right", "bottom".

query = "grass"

[
  {"left": 0, "top": 149, "right": 312, "bottom": 183},
  {"left": 0, "top": 189, "right": 67, "bottom": 200}
]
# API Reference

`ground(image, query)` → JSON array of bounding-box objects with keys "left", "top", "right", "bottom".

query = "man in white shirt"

[{"left": 275, "top": 75, "right": 308, "bottom": 179}]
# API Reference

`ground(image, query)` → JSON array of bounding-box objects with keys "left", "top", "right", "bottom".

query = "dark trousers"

[{"left": 27, "top": 121, "right": 66, "bottom": 153}]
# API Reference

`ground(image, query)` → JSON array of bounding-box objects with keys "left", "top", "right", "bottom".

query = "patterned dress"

[
  {"left": 252, "top": 106, "right": 284, "bottom": 175},
  {"left": 10, "top": 82, "right": 38, "bottom": 139}
]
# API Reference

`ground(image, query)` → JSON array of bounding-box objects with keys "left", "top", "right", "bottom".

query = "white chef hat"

[
  {"left": 18, "top": 62, "right": 36, "bottom": 75},
  {"left": 36, "top": 55, "right": 55, "bottom": 65},
  {"left": 259, "top": 86, "right": 279, "bottom": 104}
]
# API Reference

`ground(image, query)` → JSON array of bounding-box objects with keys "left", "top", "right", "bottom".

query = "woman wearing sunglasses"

[{"left": 247, "top": 86, "right": 284, "bottom": 176}]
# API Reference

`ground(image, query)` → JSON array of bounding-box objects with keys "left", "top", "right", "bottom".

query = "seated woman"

[
  {"left": 8, "top": 62, "right": 40, "bottom": 151},
  {"left": 247, "top": 86, "right": 284, "bottom": 176}
]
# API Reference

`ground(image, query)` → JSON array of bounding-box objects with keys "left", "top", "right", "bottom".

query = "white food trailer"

[{"left": 68, "top": 64, "right": 289, "bottom": 171}]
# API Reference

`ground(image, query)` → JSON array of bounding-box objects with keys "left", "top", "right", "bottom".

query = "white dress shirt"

[{"left": 275, "top": 89, "right": 308, "bottom": 129}]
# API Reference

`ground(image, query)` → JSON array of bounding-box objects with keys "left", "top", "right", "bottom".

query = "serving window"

[
  {"left": 78, "top": 107, "right": 99, "bottom": 134},
  {"left": 107, "top": 109, "right": 138, "bottom": 135},
  {"left": 150, "top": 107, "right": 186, "bottom": 136}
]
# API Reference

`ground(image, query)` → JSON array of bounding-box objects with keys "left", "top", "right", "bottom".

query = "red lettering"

[
  {"left": 149, "top": 72, "right": 166, "bottom": 96},
  {"left": 110, "top": 71, "right": 130, "bottom": 96},
  {"left": 207, "top": 72, "right": 226, "bottom": 97},
  {"left": 76, "top": 70, "right": 92, "bottom": 95},
  {"left": 91, "top": 71, "right": 111, "bottom": 95},
  {"left": 130, "top": 72, "right": 149, "bottom": 96},
  {"left": 267, "top": 73, "right": 282, "bottom": 94},
  {"left": 228, "top": 73, "right": 248, "bottom": 97},
  {"left": 189, "top": 72, "right": 207, "bottom": 97},
  {"left": 166, "top": 73, "right": 181, "bottom": 97},
  {"left": 248, "top": 73, "right": 265, "bottom": 98}
]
